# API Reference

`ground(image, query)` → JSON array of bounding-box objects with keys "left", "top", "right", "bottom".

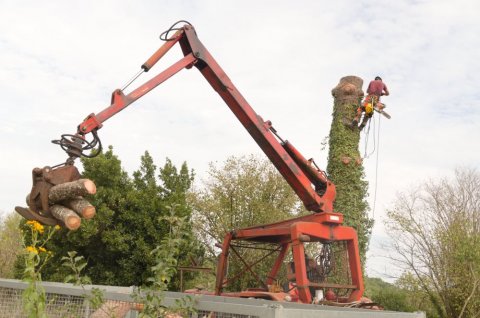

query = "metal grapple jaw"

[
  {"left": 16, "top": 132, "right": 101, "bottom": 228},
  {"left": 15, "top": 165, "right": 81, "bottom": 226}
]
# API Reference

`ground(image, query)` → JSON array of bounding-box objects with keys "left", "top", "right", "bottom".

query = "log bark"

[
  {"left": 63, "top": 197, "right": 96, "bottom": 219},
  {"left": 48, "top": 179, "right": 96, "bottom": 203},
  {"left": 50, "top": 204, "right": 81, "bottom": 230}
]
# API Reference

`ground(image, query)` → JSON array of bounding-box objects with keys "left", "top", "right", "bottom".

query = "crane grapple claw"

[
  {"left": 15, "top": 206, "right": 58, "bottom": 226},
  {"left": 22, "top": 164, "right": 82, "bottom": 225}
]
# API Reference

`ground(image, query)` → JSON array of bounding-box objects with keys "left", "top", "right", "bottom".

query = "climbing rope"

[
  {"left": 371, "top": 116, "right": 381, "bottom": 218},
  {"left": 363, "top": 118, "right": 375, "bottom": 159},
  {"left": 362, "top": 115, "right": 381, "bottom": 218}
]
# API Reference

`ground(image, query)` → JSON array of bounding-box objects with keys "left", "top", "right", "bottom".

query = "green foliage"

[
  {"left": 135, "top": 205, "right": 197, "bottom": 317},
  {"left": 365, "top": 276, "right": 441, "bottom": 317},
  {"left": 0, "top": 212, "right": 22, "bottom": 278},
  {"left": 20, "top": 221, "right": 60, "bottom": 318},
  {"left": 386, "top": 168, "right": 480, "bottom": 318},
  {"left": 326, "top": 99, "right": 373, "bottom": 264},
  {"left": 17, "top": 146, "right": 203, "bottom": 289},
  {"left": 190, "top": 154, "right": 305, "bottom": 291},
  {"left": 62, "top": 251, "right": 105, "bottom": 311},
  {"left": 62, "top": 251, "right": 92, "bottom": 286},
  {"left": 395, "top": 273, "right": 442, "bottom": 318},
  {"left": 365, "top": 277, "right": 415, "bottom": 312},
  {"left": 191, "top": 155, "right": 304, "bottom": 245}
]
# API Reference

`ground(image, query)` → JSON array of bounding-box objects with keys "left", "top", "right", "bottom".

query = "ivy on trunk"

[{"left": 328, "top": 76, "right": 374, "bottom": 265}]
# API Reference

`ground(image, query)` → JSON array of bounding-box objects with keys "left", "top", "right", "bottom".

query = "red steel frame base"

[{"left": 215, "top": 212, "right": 364, "bottom": 303}]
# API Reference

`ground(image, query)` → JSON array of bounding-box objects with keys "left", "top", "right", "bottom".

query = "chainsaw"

[{"left": 373, "top": 103, "right": 391, "bottom": 119}]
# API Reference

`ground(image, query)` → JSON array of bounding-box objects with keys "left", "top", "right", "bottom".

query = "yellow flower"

[
  {"left": 54, "top": 225, "right": 61, "bottom": 230},
  {"left": 38, "top": 247, "right": 47, "bottom": 253},
  {"left": 34, "top": 223, "right": 44, "bottom": 234},
  {"left": 26, "top": 246, "right": 38, "bottom": 254},
  {"left": 26, "top": 220, "right": 45, "bottom": 234}
]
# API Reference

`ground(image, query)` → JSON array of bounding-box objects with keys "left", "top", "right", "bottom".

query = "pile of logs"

[{"left": 31, "top": 179, "right": 97, "bottom": 230}]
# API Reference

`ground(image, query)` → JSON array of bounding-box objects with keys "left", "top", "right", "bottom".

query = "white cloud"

[{"left": 0, "top": 0, "right": 479, "bottom": 280}]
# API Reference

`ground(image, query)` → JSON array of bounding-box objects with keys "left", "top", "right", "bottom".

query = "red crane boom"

[
  {"left": 76, "top": 24, "right": 335, "bottom": 213},
  {"left": 19, "top": 22, "right": 364, "bottom": 305}
]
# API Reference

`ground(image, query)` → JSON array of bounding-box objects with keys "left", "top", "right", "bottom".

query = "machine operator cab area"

[{"left": 284, "top": 243, "right": 340, "bottom": 303}]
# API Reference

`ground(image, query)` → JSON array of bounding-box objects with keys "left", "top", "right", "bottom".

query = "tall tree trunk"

[{"left": 329, "top": 76, "right": 373, "bottom": 265}]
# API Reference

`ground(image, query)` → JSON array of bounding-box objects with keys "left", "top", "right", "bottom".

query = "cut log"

[
  {"left": 48, "top": 179, "right": 96, "bottom": 203},
  {"left": 63, "top": 197, "right": 96, "bottom": 219},
  {"left": 50, "top": 204, "right": 81, "bottom": 230}
]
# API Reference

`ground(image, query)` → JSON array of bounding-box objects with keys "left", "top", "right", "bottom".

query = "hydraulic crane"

[{"left": 17, "top": 21, "right": 364, "bottom": 305}]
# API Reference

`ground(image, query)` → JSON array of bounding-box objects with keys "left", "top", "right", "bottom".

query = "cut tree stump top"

[{"left": 331, "top": 75, "right": 364, "bottom": 101}]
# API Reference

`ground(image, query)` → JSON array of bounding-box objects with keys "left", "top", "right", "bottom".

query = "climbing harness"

[{"left": 365, "top": 102, "right": 374, "bottom": 115}]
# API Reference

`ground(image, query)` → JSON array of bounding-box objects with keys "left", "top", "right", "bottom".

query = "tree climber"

[{"left": 351, "top": 76, "right": 389, "bottom": 130}]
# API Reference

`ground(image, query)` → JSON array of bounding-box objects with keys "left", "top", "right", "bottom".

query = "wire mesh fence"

[
  {"left": 0, "top": 278, "right": 425, "bottom": 318},
  {"left": 0, "top": 287, "right": 23, "bottom": 317},
  {"left": 0, "top": 286, "right": 93, "bottom": 317},
  {"left": 0, "top": 280, "right": 138, "bottom": 318}
]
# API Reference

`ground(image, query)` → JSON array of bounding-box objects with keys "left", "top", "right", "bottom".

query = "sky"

[{"left": 1, "top": 0, "right": 479, "bottom": 282}]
